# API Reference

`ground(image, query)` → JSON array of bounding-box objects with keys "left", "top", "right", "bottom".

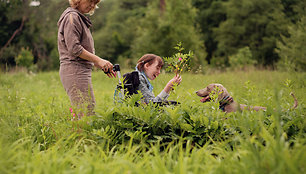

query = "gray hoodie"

[
  {"left": 137, "top": 71, "right": 169, "bottom": 104},
  {"left": 57, "top": 7, "right": 94, "bottom": 68}
]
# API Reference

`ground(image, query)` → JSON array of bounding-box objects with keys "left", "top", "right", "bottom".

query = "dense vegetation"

[
  {"left": 1, "top": 0, "right": 305, "bottom": 71},
  {"left": 0, "top": 70, "right": 305, "bottom": 173},
  {"left": 1, "top": 0, "right": 305, "bottom": 173}
]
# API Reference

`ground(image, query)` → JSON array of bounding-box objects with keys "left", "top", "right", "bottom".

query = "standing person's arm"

[{"left": 62, "top": 13, "right": 115, "bottom": 78}]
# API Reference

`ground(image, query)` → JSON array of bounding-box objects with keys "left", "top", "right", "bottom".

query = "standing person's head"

[
  {"left": 69, "top": 0, "right": 101, "bottom": 15},
  {"left": 137, "top": 54, "right": 164, "bottom": 80}
]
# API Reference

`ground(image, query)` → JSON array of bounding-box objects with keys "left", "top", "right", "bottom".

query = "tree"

[
  {"left": 280, "top": 0, "right": 301, "bottom": 23},
  {"left": 92, "top": 0, "right": 151, "bottom": 66},
  {"left": 213, "top": 0, "right": 290, "bottom": 67},
  {"left": 0, "top": 0, "right": 67, "bottom": 71},
  {"left": 192, "top": 0, "right": 227, "bottom": 64},
  {"left": 30, "top": 0, "right": 67, "bottom": 70},
  {"left": 276, "top": 1, "right": 306, "bottom": 71},
  {"left": 0, "top": 0, "right": 29, "bottom": 67},
  {"left": 131, "top": 0, "right": 207, "bottom": 70}
]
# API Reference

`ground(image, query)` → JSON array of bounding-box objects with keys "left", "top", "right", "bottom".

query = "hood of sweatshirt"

[{"left": 57, "top": 7, "right": 92, "bottom": 28}]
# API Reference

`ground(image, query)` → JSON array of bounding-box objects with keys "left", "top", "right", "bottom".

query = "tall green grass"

[{"left": 0, "top": 70, "right": 305, "bottom": 173}]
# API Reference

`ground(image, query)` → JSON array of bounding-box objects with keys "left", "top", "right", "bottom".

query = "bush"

[
  {"left": 276, "top": 16, "right": 306, "bottom": 72},
  {"left": 209, "top": 56, "right": 227, "bottom": 69},
  {"left": 131, "top": 0, "right": 207, "bottom": 70},
  {"left": 229, "top": 47, "right": 256, "bottom": 70},
  {"left": 15, "top": 47, "right": 34, "bottom": 69}
]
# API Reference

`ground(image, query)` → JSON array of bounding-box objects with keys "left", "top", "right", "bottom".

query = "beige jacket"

[{"left": 57, "top": 7, "right": 94, "bottom": 68}]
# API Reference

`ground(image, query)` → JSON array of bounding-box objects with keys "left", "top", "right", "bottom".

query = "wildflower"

[
  {"left": 164, "top": 42, "right": 193, "bottom": 76},
  {"left": 69, "top": 107, "right": 77, "bottom": 120}
]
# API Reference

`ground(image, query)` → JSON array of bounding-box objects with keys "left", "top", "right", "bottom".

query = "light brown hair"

[
  {"left": 69, "top": 0, "right": 101, "bottom": 14},
  {"left": 137, "top": 54, "right": 164, "bottom": 72}
]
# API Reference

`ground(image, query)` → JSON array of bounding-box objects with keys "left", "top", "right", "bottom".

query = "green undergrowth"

[{"left": 0, "top": 70, "right": 305, "bottom": 173}]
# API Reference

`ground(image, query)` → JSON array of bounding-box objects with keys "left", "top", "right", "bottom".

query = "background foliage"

[
  {"left": 0, "top": 0, "right": 305, "bottom": 71},
  {"left": 1, "top": 1, "right": 305, "bottom": 172},
  {"left": 0, "top": 70, "right": 305, "bottom": 173}
]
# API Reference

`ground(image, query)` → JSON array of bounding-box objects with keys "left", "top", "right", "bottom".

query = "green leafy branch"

[{"left": 164, "top": 42, "right": 194, "bottom": 76}]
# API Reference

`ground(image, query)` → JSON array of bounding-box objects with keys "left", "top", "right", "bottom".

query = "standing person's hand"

[
  {"left": 79, "top": 49, "right": 116, "bottom": 78},
  {"left": 96, "top": 59, "right": 116, "bottom": 78}
]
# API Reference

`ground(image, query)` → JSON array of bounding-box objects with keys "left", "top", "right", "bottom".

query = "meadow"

[{"left": 0, "top": 69, "right": 305, "bottom": 173}]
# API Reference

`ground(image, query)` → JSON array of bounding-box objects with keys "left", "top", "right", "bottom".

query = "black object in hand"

[
  {"left": 113, "top": 64, "right": 120, "bottom": 72},
  {"left": 104, "top": 64, "right": 120, "bottom": 74}
]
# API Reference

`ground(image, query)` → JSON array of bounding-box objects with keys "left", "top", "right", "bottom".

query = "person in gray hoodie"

[{"left": 57, "top": 0, "right": 115, "bottom": 118}]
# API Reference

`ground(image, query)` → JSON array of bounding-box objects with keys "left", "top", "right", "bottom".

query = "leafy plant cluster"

[
  {"left": 84, "top": 90, "right": 303, "bottom": 150},
  {"left": 14, "top": 47, "right": 34, "bottom": 68},
  {"left": 164, "top": 42, "right": 194, "bottom": 76},
  {"left": 229, "top": 47, "right": 257, "bottom": 70},
  {"left": 89, "top": 102, "right": 229, "bottom": 147}
]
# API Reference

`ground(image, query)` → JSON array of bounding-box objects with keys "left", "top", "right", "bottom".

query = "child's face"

[{"left": 144, "top": 60, "right": 161, "bottom": 80}]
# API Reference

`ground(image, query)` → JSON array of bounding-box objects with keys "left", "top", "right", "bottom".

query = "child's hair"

[{"left": 137, "top": 54, "right": 164, "bottom": 72}]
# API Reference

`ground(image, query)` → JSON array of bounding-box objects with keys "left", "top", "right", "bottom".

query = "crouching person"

[{"left": 135, "top": 54, "right": 182, "bottom": 104}]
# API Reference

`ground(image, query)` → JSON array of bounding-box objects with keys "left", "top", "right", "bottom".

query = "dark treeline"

[{"left": 0, "top": 0, "right": 305, "bottom": 71}]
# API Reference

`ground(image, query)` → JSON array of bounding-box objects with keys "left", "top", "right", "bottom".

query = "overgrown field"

[{"left": 0, "top": 70, "right": 305, "bottom": 173}]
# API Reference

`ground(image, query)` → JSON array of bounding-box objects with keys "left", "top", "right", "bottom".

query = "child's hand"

[
  {"left": 164, "top": 75, "right": 182, "bottom": 93},
  {"left": 172, "top": 74, "right": 182, "bottom": 86},
  {"left": 166, "top": 75, "right": 182, "bottom": 89}
]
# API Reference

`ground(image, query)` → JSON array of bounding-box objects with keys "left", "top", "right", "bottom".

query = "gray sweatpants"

[{"left": 59, "top": 63, "right": 95, "bottom": 116}]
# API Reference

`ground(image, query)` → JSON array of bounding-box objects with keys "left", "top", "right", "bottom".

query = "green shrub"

[
  {"left": 229, "top": 47, "right": 256, "bottom": 69},
  {"left": 0, "top": 70, "right": 304, "bottom": 173},
  {"left": 15, "top": 47, "right": 34, "bottom": 69},
  {"left": 276, "top": 16, "right": 306, "bottom": 72},
  {"left": 210, "top": 56, "right": 227, "bottom": 69}
]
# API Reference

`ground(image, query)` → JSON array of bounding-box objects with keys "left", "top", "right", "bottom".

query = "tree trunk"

[
  {"left": 160, "top": 0, "right": 166, "bottom": 15},
  {"left": 0, "top": 16, "right": 26, "bottom": 56}
]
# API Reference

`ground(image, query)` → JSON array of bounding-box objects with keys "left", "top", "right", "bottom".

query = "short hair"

[
  {"left": 137, "top": 54, "right": 164, "bottom": 72},
  {"left": 69, "top": 0, "right": 101, "bottom": 14}
]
